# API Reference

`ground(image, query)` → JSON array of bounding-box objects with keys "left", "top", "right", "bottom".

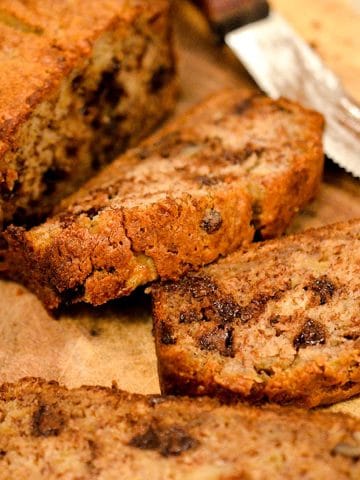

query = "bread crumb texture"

[
  {"left": 0, "top": 0, "right": 177, "bottom": 227},
  {"left": 0, "top": 378, "right": 360, "bottom": 479},
  {"left": 153, "top": 219, "right": 360, "bottom": 408},
  {"left": 3, "top": 90, "right": 324, "bottom": 309}
]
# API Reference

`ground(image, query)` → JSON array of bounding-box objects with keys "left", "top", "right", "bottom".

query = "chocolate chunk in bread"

[
  {"left": 0, "top": 0, "right": 177, "bottom": 228},
  {"left": 152, "top": 219, "right": 360, "bottom": 408},
  {"left": 0, "top": 378, "right": 360, "bottom": 479},
  {"left": 3, "top": 90, "right": 324, "bottom": 310}
]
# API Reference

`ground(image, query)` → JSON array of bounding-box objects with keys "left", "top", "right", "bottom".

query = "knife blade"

[{"left": 191, "top": 0, "right": 360, "bottom": 177}]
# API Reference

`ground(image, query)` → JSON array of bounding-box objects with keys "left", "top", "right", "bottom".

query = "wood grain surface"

[{"left": 0, "top": 0, "right": 359, "bottom": 417}]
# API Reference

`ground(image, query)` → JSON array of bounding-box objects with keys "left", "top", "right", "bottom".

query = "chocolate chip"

[
  {"left": 304, "top": 276, "right": 335, "bottom": 305},
  {"left": 149, "top": 66, "right": 174, "bottom": 93},
  {"left": 228, "top": 294, "right": 270, "bottom": 324},
  {"left": 224, "top": 327, "right": 234, "bottom": 353},
  {"left": 200, "top": 209, "right": 223, "bottom": 234},
  {"left": 85, "top": 207, "right": 100, "bottom": 220},
  {"left": 293, "top": 319, "right": 326, "bottom": 350},
  {"left": 211, "top": 297, "right": 241, "bottom": 323},
  {"left": 344, "top": 333, "right": 360, "bottom": 341},
  {"left": 178, "top": 275, "right": 218, "bottom": 299},
  {"left": 160, "top": 322, "right": 176, "bottom": 345},
  {"left": 32, "top": 404, "right": 65, "bottom": 437},
  {"left": 0, "top": 450, "right": 6, "bottom": 458},
  {"left": 89, "top": 61, "right": 123, "bottom": 108},
  {"left": 179, "top": 310, "right": 203, "bottom": 324},
  {"left": 65, "top": 144, "right": 79, "bottom": 158},
  {"left": 159, "top": 426, "right": 197, "bottom": 457},
  {"left": 129, "top": 426, "right": 160, "bottom": 450},
  {"left": 199, "top": 325, "right": 235, "bottom": 357},
  {"left": 129, "top": 425, "right": 198, "bottom": 457},
  {"left": 42, "top": 167, "right": 69, "bottom": 195}
]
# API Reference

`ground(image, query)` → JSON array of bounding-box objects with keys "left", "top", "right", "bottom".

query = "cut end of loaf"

[
  {"left": 152, "top": 219, "right": 360, "bottom": 408},
  {"left": 0, "top": 0, "right": 177, "bottom": 228}
]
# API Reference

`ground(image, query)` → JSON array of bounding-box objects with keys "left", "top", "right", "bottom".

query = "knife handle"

[{"left": 191, "top": 0, "right": 270, "bottom": 35}]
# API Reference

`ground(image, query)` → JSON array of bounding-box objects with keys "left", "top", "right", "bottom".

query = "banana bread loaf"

[
  {"left": 0, "top": 378, "right": 359, "bottom": 479},
  {"left": 152, "top": 219, "right": 360, "bottom": 408},
  {"left": 0, "top": 0, "right": 177, "bottom": 228},
  {"left": 2, "top": 90, "right": 324, "bottom": 309}
]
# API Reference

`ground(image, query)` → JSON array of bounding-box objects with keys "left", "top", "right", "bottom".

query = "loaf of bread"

[
  {"left": 0, "top": 378, "right": 359, "bottom": 479},
  {"left": 152, "top": 219, "right": 360, "bottom": 408},
  {"left": 2, "top": 90, "right": 324, "bottom": 310},
  {"left": 0, "top": 0, "right": 177, "bottom": 228}
]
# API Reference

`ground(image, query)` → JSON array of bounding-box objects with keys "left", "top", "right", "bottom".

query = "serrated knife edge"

[{"left": 225, "top": 12, "right": 360, "bottom": 178}]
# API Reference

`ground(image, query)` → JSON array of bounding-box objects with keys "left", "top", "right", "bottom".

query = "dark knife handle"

[{"left": 191, "top": 0, "right": 270, "bottom": 36}]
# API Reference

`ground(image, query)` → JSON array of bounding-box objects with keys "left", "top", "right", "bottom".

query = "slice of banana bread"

[
  {"left": 0, "top": 0, "right": 177, "bottom": 228},
  {"left": 2, "top": 90, "right": 324, "bottom": 309},
  {"left": 0, "top": 378, "right": 360, "bottom": 479},
  {"left": 152, "top": 219, "right": 360, "bottom": 408}
]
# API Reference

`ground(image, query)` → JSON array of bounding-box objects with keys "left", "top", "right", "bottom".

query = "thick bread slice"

[
  {"left": 0, "top": 0, "right": 177, "bottom": 227},
  {"left": 0, "top": 378, "right": 360, "bottom": 479},
  {"left": 152, "top": 219, "right": 360, "bottom": 408},
  {"left": 3, "top": 90, "right": 324, "bottom": 309}
]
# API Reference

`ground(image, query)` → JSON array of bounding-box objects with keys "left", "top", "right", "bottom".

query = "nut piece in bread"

[
  {"left": 3, "top": 90, "right": 324, "bottom": 309},
  {"left": 152, "top": 219, "right": 360, "bottom": 408},
  {"left": 0, "top": 378, "right": 359, "bottom": 479},
  {"left": 0, "top": 0, "right": 177, "bottom": 227}
]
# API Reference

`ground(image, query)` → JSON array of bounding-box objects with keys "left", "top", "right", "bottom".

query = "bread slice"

[
  {"left": 0, "top": 0, "right": 177, "bottom": 228},
  {"left": 152, "top": 219, "right": 360, "bottom": 408},
  {"left": 2, "top": 90, "right": 324, "bottom": 309},
  {"left": 0, "top": 378, "right": 359, "bottom": 479}
]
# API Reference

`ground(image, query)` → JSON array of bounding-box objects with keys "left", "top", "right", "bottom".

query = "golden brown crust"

[
  {"left": 152, "top": 219, "right": 360, "bottom": 408},
  {"left": 3, "top": 90, "right": 323, "bottom": 309},
  {"left": 0, "top": 377, "right": 360, "bottom": 479},
  {"left": 0, "top": 0, "right": 177, "bottom": 226}
]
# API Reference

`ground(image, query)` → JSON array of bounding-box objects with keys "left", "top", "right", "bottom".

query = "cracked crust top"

[
  {"left": 2, "top": 90, "right": 324, "bottom": 309},
  {"left": 0, "top": 377, "right": 360, "bottom": 479},
  {"left": 152, "top": 219, "right": 360, "bottom": 408}
]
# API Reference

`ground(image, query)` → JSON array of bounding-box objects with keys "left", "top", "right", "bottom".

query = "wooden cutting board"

[{"left": 0, "top": 0, "right": 359, "bottom": 418}]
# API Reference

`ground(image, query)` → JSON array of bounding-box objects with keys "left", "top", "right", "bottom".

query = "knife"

[{"left": 191, "top": 0, "right": 360, "bottom": 178}]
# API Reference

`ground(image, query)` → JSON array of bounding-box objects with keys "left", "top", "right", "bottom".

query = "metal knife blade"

[
  {"left": 191, "top": 0, "right": 360, "bottom": 177},
  {"left": 225, "top": 12, "right": 360, "bottom": 177}
]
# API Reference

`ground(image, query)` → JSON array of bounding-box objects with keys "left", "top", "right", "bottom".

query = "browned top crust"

[
  {"left": 0, "top": 0, "right": 168, "bottom": 146},
  {"left": 3, "top": 90, "right": 324, "bottom": 309},
  {"left": 152, "top": 219, "right": 360, "bottom": 408},
  {"left": 0, "top": 377, "right": 360, "bottom": 479}
]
